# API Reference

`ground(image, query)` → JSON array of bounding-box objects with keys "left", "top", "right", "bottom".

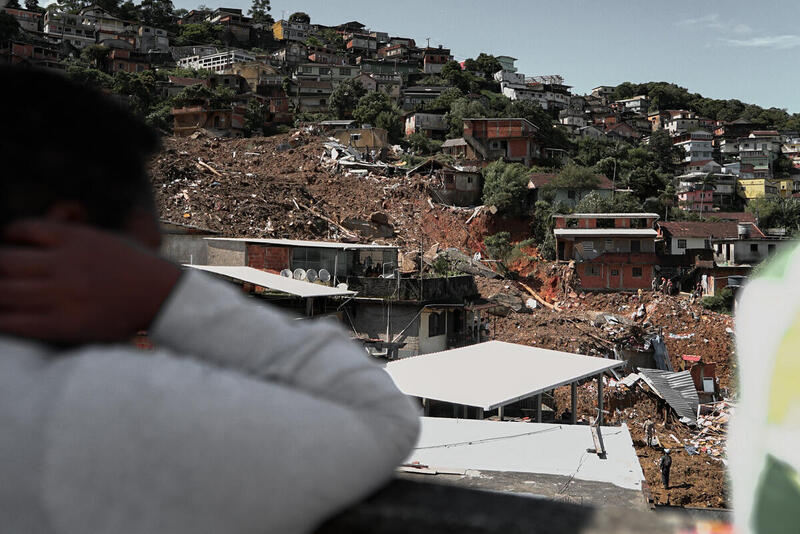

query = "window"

[
  {"left": 750, "top": 243, "right": 759, "bottom": 252},
  {"left": 585, "top": 265, "right": 601, "bottom": 277},
  {"left": 677, "top": 239, "right": 687, "bottom": 249},
  {"left": 611, "top": 269, "right": 619, "bottom": 276},
  {"left": 567, "top": 190, "right": 576, "bottom": 200},
  {"left": 632, "top": 267, "right": 643, "bottom": 278},
  {"left": 630, "top": 240, "right": 641, "bottom": 253},
  {"left": 596, "top": 218, "right": 615, "bottom": 228},
  {"left": 428, "top": 312, "right": 446, "bottom": 337}
]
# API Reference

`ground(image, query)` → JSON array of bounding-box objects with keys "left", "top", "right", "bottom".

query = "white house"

[
  {"left": 178, "top": 49, "right": 256, "bottom": 73},
  {"left": 674, "top": 130, "right": 714, "bottom": 162}
]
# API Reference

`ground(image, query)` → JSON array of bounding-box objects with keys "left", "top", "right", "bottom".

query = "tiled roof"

[
  {"left": 658, "top": 221, "right": 765, "bottom": 239},
  {"left": 710, "top": 212, "right": 756, "bottom": 223}
]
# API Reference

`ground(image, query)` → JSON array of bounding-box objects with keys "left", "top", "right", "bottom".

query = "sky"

[{"left": 173, "top": 0, "right": 800, "bottom": 113}]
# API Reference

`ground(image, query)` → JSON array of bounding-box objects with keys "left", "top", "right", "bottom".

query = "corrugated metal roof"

[
  {"left": 185, "top": 265, "right": 356, "bottom": 298},
  {"left": 637, "top": 369, "right": 699, "bottom": 424}
]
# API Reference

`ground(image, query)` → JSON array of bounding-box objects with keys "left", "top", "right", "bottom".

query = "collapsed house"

[{"left": 406, "top": 159, "right": 482, "bottom": 207}]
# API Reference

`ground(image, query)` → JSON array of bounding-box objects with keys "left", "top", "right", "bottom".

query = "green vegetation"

[
  {"left": 174, "top": 22, "right": 223, "bottom": 46},
  {"left": 481, "top": 160, "right": 530, "bottom": 217},
  {"left": 288, "top": 11, "right": 310, "bottom": 23},
  {"left": 613, "top": 81, "right": 800, "bottom": 130},
  {"left": 483, "top": 232, "right": 512, "bottom": 260},
  {"left": 701, "top": 287, "right": 734, "bottom": 313},
  {"left": 353, "top": 91, "right": 403, "bottom": 143},
  {"left": 405, "top": 132, "right": 442, "bottom": 156},
  {"left": 747, "top": 198, "right": 800, "bottom": 235},
  {"left": 329, "top": 78, "right": 366, "bottom": 119},
  {"left": 248, "top": 0, "right": 273, "bottom": 26}
]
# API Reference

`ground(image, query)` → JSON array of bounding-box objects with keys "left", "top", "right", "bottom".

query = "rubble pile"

[
  {"left": 151, "top": 133, "right": 494, "bottom": 252},
  {"left": 477, "top": 276, "right": 735, "bottom": 508}
]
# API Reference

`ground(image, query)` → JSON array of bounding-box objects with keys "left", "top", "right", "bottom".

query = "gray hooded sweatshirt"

[{"left": 0, "top": 271, "right": 420, "bottom": 533}]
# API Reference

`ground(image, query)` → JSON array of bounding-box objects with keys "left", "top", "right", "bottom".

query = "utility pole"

[{"left": 425, "top": 37, "right": 430, "bottom": 49}]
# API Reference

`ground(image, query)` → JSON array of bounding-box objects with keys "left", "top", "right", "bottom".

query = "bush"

[
  {"left": 481, "top": 160, "right": 530, "bottom": 216},
  {"left": 701, "top": 287, "right": 734, "bottom": 313},
  {"left": 484, "top": 232, "right": 512, "bottom": 260}
]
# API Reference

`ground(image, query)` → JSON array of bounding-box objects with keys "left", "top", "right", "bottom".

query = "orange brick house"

[
  {"left": 462, "top": 117, "right": 541, "bottom": 167},
  {"left": 553, "top": 213, "right": 660, "bottom": 290}
]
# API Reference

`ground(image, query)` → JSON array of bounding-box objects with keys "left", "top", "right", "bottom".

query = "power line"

[{"left": 414, "top": 425, "right": 563, "bottom": 450}]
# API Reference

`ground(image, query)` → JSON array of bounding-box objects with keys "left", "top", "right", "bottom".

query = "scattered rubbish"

[{"left": 668, "top": 333, "right": 695, "bottom": 340}]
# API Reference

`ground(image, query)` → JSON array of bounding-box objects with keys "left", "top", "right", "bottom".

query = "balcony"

[{"left": 346, "top": 274, "right": 478, "bottom": 302}]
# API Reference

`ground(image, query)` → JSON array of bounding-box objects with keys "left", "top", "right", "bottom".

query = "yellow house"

[
  {"left": 776, "top": 177, "right": 800, "bottom": 198},
  {"left": 739, "top": 178, "right": 780, "bottom": 200}
]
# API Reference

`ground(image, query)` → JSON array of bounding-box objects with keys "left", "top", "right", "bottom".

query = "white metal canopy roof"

[
  {"left": 205, "top": 237, "right": 398, "bottom": 250},
  {"left": 185, "top": 265, "right": 356, "bottom": 298},
  {"left": 385, "top": 341, "right": 623, "bottom": 410},
  {"left": 405, "top": 418, "right": 643, "bottom": 490}
]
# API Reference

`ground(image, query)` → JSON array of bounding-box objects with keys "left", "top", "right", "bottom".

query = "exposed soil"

[{"left": 150, "top": 131, "right": 735, "bottom": 509}]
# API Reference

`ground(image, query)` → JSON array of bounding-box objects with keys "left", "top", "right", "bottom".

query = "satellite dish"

[
  {"left": 293, "top": 268, "right": 306, "bottom": 280},
  {"left": 280, "top": 269, "right": 292, "bottom": 278},
  {"left": 306, "top": 269, "right": 318, "bottom": 282},
  {"left": 337, "top": 283, "right": 349, "bottom": 291},
  {"left": 318, "top": 269, "right": 331, "bottom": 283}
]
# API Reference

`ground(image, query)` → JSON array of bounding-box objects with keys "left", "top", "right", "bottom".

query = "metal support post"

[
  {"left": 571, "top": 382, "right": 577, "bottom": 424},
  {"left": 597, "top": 375, "right": 604, "bottom": 426},
  {"left": 536, "top": 393, "right": 542, "bottom": 423}
]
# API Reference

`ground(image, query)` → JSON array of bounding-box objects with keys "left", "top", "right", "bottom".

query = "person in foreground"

[{"left": 0, "top": 66, "right": 420, "bottom": 533}]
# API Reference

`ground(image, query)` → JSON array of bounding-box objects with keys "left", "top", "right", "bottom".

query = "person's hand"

[{"left": 0, "top": 219, "right": 181, "bottom": 344}]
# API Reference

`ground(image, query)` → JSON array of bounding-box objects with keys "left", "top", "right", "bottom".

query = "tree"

[
  {"left": 440, "top": 60, "right": 471, "bottom": 93},
  {"left": 446, "top": 97, "right": 487, "bottom": 138},
  {"left": 80, "top": 44, "right": 110, "bottom": 69},
  {"left": 328, "top": 78, "right": 366, "bottom": 119},
  {"left": 547, "top": 163, "right": 600, "bottom": 201},
  {"left": 116, "top": 0, "right": 139, "bottom": 20},
  {"left": 288, "top": 11, "right": 309, "bottom": 23},
  {"left": 423, "top": 87, "right": 463, "bottom": 113},
  {"left": 139, "top": 0, "right": 174, "bottom": 29},
  {"left": 481, "top": 160, "right": 530, "bottom": 217},
  {"left": 405, "top": 132, "right": 441, "bottom": 156},
  {"left": 5, "top": 0, "right": 21, "bottom": 8},
  {"left": 305, "top": 35, "right": 322, "bottom": 47},
  {"left": 353, "top": 91, "right": 403, "bottom": 142},
  {"left": 244, "top": 99, "right": 269, "bottom": 136},
  {"left": 575, "top": 191, "right": 643, "bottom": 213},
  {"left": 319, "top": 28, "right": 345, "bottom": 51},
  {"left": 0, "top": 12, "right": 20, "bottom": 42},
  {"left": 174, "top": 22, "right": 222, "bottom": 46},
  {"left": 483, "top": 232, "right": 512, "bottom": 260},
  {"left": 465, "top": 53, "right": 502, "bottom": 78},
  {"left": 248, "top": 0, "right": 272, "bottom": 26},
  {"left": 24, "top": 0, "right": 45, "bottom": 12}
]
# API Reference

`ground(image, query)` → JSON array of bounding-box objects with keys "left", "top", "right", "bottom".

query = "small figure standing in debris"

[
  {"left": 644, "top": 419, "right": 655, "bottom": 447},
  {"left": 666, "top": 279, "right": 673, "bottom": 296},
  {"left": 651, "top": 276, "right": 659, "bottom": 293},
  {"left": 696, "top": 281, "right": 703, "bottom": 297},
  {"left": 659, "top": 277, "right": 667, "bottom": 294},
  {"left": 660, "top": 448, "right": 673, "bottom": 489},
  {"left": 480, "top": 317, "right": 491, "bottom": 342}
]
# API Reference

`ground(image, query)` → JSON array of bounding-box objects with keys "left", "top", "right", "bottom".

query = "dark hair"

[{"left": 1, "top": 65, "right": 160, "bottom": 229}]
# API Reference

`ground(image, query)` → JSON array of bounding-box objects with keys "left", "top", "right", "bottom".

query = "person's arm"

[{"left": 45, "top": 272, "right": 419, "bottom": 534}]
